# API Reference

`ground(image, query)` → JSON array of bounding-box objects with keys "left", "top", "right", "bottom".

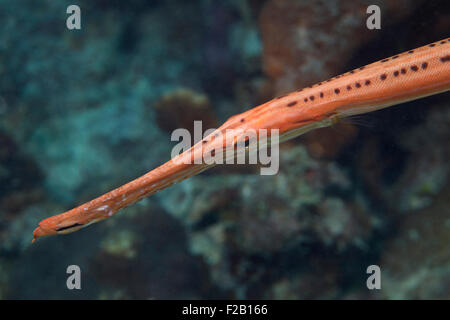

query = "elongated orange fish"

[{"left": 33, "top": 38, "right": 450, "bottom": 242}]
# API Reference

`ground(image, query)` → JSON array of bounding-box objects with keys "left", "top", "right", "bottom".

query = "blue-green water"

[{"left": 0, "top": 0, "right": 449, "bottom": 299}]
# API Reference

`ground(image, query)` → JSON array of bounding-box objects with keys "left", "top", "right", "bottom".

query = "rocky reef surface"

[{"left": 0, "top": 0, "right": 448, "bottom": 299}]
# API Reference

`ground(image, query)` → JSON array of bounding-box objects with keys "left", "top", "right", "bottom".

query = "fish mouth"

[
  {"left": 32, "top": 226, "right": 47, "bottom": 243},
  {"left": 32, "top": 223, "right": 59, "bottom": 243}
]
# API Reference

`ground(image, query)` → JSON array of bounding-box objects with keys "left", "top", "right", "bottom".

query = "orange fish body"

[{"left": 33, "top": 38, "right": 450, "bottom": 242}]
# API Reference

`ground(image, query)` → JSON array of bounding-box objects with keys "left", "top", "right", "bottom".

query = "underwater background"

[{"left": 0, "top": 0, "right": 449, "bottom": 299}]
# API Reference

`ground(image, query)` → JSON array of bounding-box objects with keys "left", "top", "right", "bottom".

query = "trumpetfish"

[{"left": 32, "top": 38, "right": 450, "bottom": 242}]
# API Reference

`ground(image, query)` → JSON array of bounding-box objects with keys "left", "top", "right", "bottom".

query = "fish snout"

[{"left": 32, "top": 223, "right": 58, "bottom": 243}]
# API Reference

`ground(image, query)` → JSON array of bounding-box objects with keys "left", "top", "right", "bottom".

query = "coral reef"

[
  {"left": 259, "top": 0, "right": 421, "bottom": 95},
  {"left": 90, "top": 204, "right": 216, "bottom": 299},
  {"left": 380, "top": 183, "right": 450, "bottom": 299},
  {"left": 0, "top": 0, "right": 448, "bottom": 299},
  {"left": 158, "top": 145, "right": 380, "bottom": 297},
  {"left": 153, "top": 88, "right": 218, "bottom": 136},
  {"left": 258, "top": 0, "right": 426, "bottom": 159},
  {"left": 388, "top": 102, "right": 450, "bottom": 212},
  {"left": 0, "top": 130, "right": 43, "bottom": 216}
]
